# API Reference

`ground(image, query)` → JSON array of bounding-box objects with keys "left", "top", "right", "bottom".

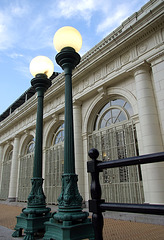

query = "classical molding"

[
  {"left": 147, "top": 50, "right": 164, "bottom": 66},
  {"left": 74, "top": 0, "right": 164, "bottom": 79},
  {"left": 73, "top": 99, "right": 82, "bottom": 106}
]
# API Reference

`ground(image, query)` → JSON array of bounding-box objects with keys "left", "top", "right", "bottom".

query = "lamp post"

[
  {"left": 43, "top": 27, "right": 94, "bottom": 240},
  {"left": 12, "top": 56, "right": 54, "bottom": 240}
]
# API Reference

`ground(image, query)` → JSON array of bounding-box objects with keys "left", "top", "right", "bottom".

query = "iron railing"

[{"left": 87, "top": 148, "right": 164, "bottom": 240}]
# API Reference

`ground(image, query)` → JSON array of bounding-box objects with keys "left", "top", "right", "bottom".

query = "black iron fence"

[{"left": 87, "top": 148, "right": 164, "bottom": 240}]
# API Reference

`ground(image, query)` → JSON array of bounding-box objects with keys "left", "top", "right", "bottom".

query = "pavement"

[{"left": 0, "top": 201, "right": 164, "bottom": 239}]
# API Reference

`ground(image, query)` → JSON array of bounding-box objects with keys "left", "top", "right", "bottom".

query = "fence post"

[{"left": 88, "top": 148, "right": 105, "bottom": 240}]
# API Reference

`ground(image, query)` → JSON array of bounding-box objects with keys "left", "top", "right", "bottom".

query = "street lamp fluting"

[
  {"left": 43, "top": 26, "right": 94, "bottom": 240},
  {"left": 12, "top": 56, "right": 54, "bottom": 240}
]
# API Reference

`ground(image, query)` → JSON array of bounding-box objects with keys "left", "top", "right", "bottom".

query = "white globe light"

[
  {"left": 53, "top": 26, "right": 82, "bottom": 53},
  {"left": 30, "top": 56, "right": 54, "bottom": 78}
]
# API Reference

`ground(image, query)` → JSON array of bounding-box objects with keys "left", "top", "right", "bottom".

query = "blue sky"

[{"left": 0, "top": 0, "right": 149, "bottom": 114}]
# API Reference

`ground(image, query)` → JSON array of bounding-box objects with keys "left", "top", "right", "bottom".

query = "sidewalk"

[{"left": 0, "top": 201, "right": 164, "bottom": 239}]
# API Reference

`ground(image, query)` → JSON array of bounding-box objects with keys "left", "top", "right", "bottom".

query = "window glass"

[
  {"left": 26, "top": 139, "right": 35, "bottom": 154},
  {"left": 94, "top": 99, "right": 133, "bottom": 130},
  {"left": 8, "top": 150, "right": 13, "bottom": 161},
  {"left": 52, "top": 123, "right": 64, "bottom": 145}
]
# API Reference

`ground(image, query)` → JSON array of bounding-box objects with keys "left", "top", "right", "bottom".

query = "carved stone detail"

[
  {"left": 83, "top": 78, "right": 89, "bottom": 88},
  {"left": 94, "top": 70, "right": 101, "bottom": 82},
  {"left": 121, "top": 52, "right": 130, "bottom": 64},
  {"left": 137, "top": 42, "right": 148, "bottom": 54},
  {"left": 107, "top": 62, "right": 115, "bottom": 73}
]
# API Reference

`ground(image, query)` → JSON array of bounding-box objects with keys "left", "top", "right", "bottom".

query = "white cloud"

[
  {"left": 50, "top": 0, "right": 104, "bottom": 24},
  {"left": 8, "top": 53, "right": 24, "bottom": 59},
  {"left": 96, "top": 4, "right": 130, "bottom": 34},
  {"left": 15, "top": 64, "right": 31, "bottom": 80},
  {"left": 59, "top": 0, "right": 95, "bottom": 20},
  {"left": 96, "top": 0, "right": 150, "bottom": 37},
  {"left": 0, "top": 0, "right": 32, "bottom": 51},
  {"left": 0, "top": 12, "right": 14, "bottom": 50},
  {"left": 10, "top": 0, "right": 30, "bottom": 17}
]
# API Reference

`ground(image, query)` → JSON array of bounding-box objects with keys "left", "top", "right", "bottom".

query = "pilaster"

[
  {"left": 8, "top": 136, "right": 20, "bottom": 202},
  {"left": 134, "top": 63, "right": 164, "bottom": 204},
  {"left": 0, "top": 145, "right": 4, "bottom": 189},
  {"left": 82, "top": 132, "right": 90, "bottom": 204},
  {"left": 73, "top": 100, "right": 85, "bottom": 200}
]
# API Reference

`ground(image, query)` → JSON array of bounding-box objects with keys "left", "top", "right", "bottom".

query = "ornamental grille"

[
  {"left": 88, "top": 121, "right": 144, "bottom": 203},
  {"left": 17, "top": 153, "right": 34, "bottom": 202},
  {"left": 44, "top": 144, "right": 64, "bottom": 204},
  {"left": 0, "top": 160, "right": 11, "bottom": 199}
]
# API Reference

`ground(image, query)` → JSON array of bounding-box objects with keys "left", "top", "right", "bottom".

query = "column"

[
  {"left": 8, "top": 136, "right": 20, "bottom": 202},
  {"left": 82, "top": 132, "right": 90, "bottom": 204},
  {"left": 134, "top": 63, "right": 164, "bottom": 203},
  {"left": 73, "top": 101, "right": 85, "bottom": 199},
  {"left": 0, "top": 145, "right": 4, "bottom": 188},
  {"left": 42, "top": 147, "right": 46, "bottom": 191},
  {"left": 150, "top": 54, "right": 164, "bottom": 145}
]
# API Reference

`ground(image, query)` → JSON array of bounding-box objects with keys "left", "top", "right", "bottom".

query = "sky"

[{"left": 0, "top": 0, "right": 149, "bottom": 114}]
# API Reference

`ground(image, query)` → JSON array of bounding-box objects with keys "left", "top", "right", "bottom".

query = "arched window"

[
  {"left": 26, "top": 139, "right": 35, "bottom": 154},
  {"left": 94, "top": 99, "right": 133, "bottom": 130},
  {"left": 52, "top": 124, "right": 64, "bottom": 145},
  {"left": 88, "top": 98, "right": 144, "bottom": 204},
  {"left": 45, "top": 123, "right": 64, "bottom": 204},
  {"left": 8, "top": 149, "right": 13, "bottom": 161},
  {"left": 18, "top": 138, "right": 35, "bottom": 202},
  {"left": 0, "top": 148, "right": 13, "bottom": 199}
]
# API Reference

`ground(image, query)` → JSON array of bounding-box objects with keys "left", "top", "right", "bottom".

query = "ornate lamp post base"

[
  {"left": 43, "top": 218, "right": 94, "bottom": 240},
  {"left": 43, "top": 172, "right": 94, "bottom": 239},
  {"left": 12, "top": 177, "right": 51, "bottom": 240},
  {"left": 43, "top": 175, "right": 94, "bottom": 240},
  {"left": 12, "top": 209, "right": 51, "bottom": 240}
]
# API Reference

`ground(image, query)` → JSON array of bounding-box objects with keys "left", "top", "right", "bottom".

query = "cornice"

[
  {"left": 147, "top": 50, "right": 164, "bottom": 65},
  {"left": 73, "top": 0, "right": 164, "bottom": 79},
  {"left": 0, "top": 95, "right": 37, "bottom": 127}
]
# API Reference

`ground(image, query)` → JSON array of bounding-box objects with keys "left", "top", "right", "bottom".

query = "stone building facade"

[{"left": 0, "top": 0, "right": 164, "bottom": 205}]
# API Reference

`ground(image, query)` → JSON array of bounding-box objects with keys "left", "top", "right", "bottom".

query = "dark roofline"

[{"left": 0, "top": 72, "right": 60, "bottom": 122}]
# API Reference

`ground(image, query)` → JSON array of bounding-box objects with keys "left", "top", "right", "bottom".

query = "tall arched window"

[
  {"left": 26, "top": 140, "right": 35, "bottom": 154},
  {"left": 94, "top": 99, "right": 133, "bottom": 130},
  {"left": 18, "top": 138, "right": 35, "bottom": 202},
  {"left": 0, "top": 148, "right": 13, "bottom": 199},
  {"left": 45, "top": 123, "right": 64, "bottom": 204},
  {"left": 88, "top": 98, "right": 144, "bottom": 204},
  {"left": 52, "top": 123, "right": 64, "bottom": 145}
]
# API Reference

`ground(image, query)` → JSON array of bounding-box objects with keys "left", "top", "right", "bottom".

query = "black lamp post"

[
  {"left": 43, "top": 27, "right": 94, "bottom": 240},
  {"left": 12, "top": 56, "right": 54, "bottom": 240}
]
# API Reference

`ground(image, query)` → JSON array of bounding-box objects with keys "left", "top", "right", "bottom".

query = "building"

[{"left": 0, "top": 0, "right": 164, "bottom": 205}]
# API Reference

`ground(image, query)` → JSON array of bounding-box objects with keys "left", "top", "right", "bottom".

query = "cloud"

[
  {"left": 59, "top": 0, "right": 95, "bottom": 21},
  {"left": 8, "top": 53, "right": 24, "bottom": 59},
  {"left": 0, "top": 1, "right": 30, "bottom": 51},
  {"left": 15, "top": 64, "right": 32, "bottom": 80},
  {"left": 96, "top": 0, "right": 150, "bottom": 36},
  {"left": 49, "top": 0, "right": 105, "bottom": 24},
  {"left": 0, "top": 0, "right": 36, "bottom": 52},
  {"left": 0, "top": 11, "right": 14, "bottom": 50},
  {"left": 96, "top": 3, "right": 130, "bottom": 35}
]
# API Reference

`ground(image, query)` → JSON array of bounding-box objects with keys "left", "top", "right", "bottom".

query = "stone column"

[
  {"left": 134, "top": 63, "right": 164, "bottom": 203},
  {"left": 8, "top": 136, "right": 20, "bottom": 202},
  {"left": 0, "top": 145, "right": 4, "bottom": 187},
  {"left": 73, "top": 101, "right": 85, "bottom": 199},
  {"left": 150, "top": 54, "right": 164, "bottom": 145},
  {"left": 82, "top": 132, "right": 90, "bottom": 204},
  {"left": 42, "top": 147, "right": 46, "bottom": 192}
]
